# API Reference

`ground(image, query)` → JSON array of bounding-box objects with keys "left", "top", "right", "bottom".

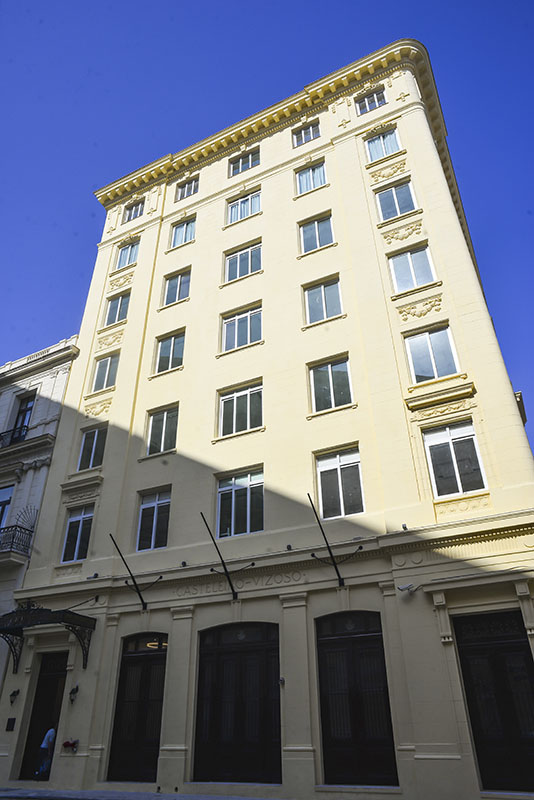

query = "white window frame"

[
  {"left": 376, "top": 182, "right": 416, "bottom": 221},
  {"left": 217, "top": 470, "right": 264, "bottom": 538},
  {"left": 93, "top": 354, "right": 119, "bottom": 392},
  {"left": 219, "top": 384, "right": 263, "bottom": 437},
  {"left": 163, "top": 269, "right": 191, "bottom": 306},
  {"left": 355, "top": 89, "right": 386, "bottom": 115},
  {"left": 137, "top": 491, "right": 171, "bottom": 551},
  {"left": 423, "top": 423, "right": 486, "bottom": 499},
  {"left": 292, "top": 121, "right": 320, "bottom": 147},
  {"left": 78, "top": 427, "right": 107, "bottom": 471},
  {"left": 227, "top": 191, "right": 261, "bottom": 224},
  {"left": 116, "top": 241, "right": 139, "bottom": 270},
  {"left": 0, "top": 486, "right": 13, "bottom": 528},
  {"left": 222, "top": 307, "right": 262, "bottom": 352},
  {"left": 310, "top": 358, "right": 353, "bottom": 412},
  {"left": 299, "top": 215, "right": 334, "bottom": 254},
  {"left": 62, "top": 505, "right": 93, "bottom": 562},
  {"left": 171, "top": 217, "right": 196, "bottom": 248},
  {"left": 225, "top": 243, "right": 262, "bottom": 283},
  {"left": 147, "top": 407, "right": 178, "bottom": 455},
  {"left": 176, "top": 176, "right": 199, "bottom": 201},
  {"left": 296, "top": 162, "right": 326, "bottom": 195},
  {"left": 123, "top": 199, "right": 144, "bottom": 223},
  {"left": 316, "top": 450, "right": 364, "bottom": 519},
  {"left": 388, "top": 247, "right": 435, "bottom": 293},
  {"left": 304, "top": 278, "right": 342, "bottom": 324},
  {"left": 366, "top": 129, "right": 400, "bottom": 162},
  {"left": 156, "top": 332, "right": 185, "bottom": 373},
  {"left": 105, "top": 292, "right": 130, "bottom": 326},
  {"left": 229, "top": 148, "right": 260, "bottom": 177},
  {"left": 405, "top": 328, "right": 459, "bottom": 384}
]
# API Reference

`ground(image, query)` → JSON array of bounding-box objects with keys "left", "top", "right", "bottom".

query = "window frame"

[
  {"left": 365, "top": 129, "right": 401, "bottom": 162},
  {"left": 299, "top": 214, "right": 334, "bottom": 254},
  {"left": 292, "top": 121, "right": 320, "bottom": 147},
  {"left": 316, "top": 449, "right": 364, "bottom": 519},
  {"left": 295, "top": 161, "right": 327, "bottom": 196},
  {"left": 93, "top": 353, "right": 119, "bottom": 392},
  {"left": 309, "top": 357, "right": 353, "bottom": 413},
  {"left": 147, "top": 406, "right": 179, "bottom": 455},
  {"left": 405, "top": 327, "right": 459, "bottom": 384},
  {"left": 376, "top": 181, "right": 417, "bottom": 222},
  {"left": 116, "top": 241, "right": 139, "bottom": 270},
  {"left": 355, "top": 89, "right": 386, "bottom": 115},
  {"left": 137, "top": 490, "right": 171, "bottom": 551},
  {"left": 163, "top": 269, "right": 191, "bottom": 307},
  {"left": 388, "top": 247, "right": 436, "bottom": 294},
  {"left": 219, "top": 383, "right": 263, "bottom": 437},
  {"left": 217, "top": 469, "right": 264, "bottom": 538},
  {"left": 0, "top": 486, "right": 14, "bottom": 528},
  {"left": 156, "top": 331, "right": 185, "bottom": 374},
  {"left": 222, "top": 306, "right": 262, "bottom": 353},
  {"left": 423, "top": 422, "right": 486, "bottom": 499},
  {"left": 176, "top": 176, "right": 199, "bottom": 201},
  {"left": 224, "top": 242, "right": 262, "bottom": 283},
  {"left": 304, "top": 277, "right": 342, "bottom": 325},
  {"left": 78, "top": 427, "right": 107, "bottom": 471},
  {"left": 105, "top": 292, "right": 130, "bottom": 327},
  {"left": 123, "top": 199, "right": 144, "bottom": 223},
  {"left": 171, "top": 217, "right": 196, "bottom": 248},
  {"left": 62, "top": 504, "right": 94, "bottom": 562},
  {"left": 227, "top": 190, "right": 261, "bottom": 225},
  {"left": 229, "top": 148, "right": 260, "bottom": 177}
]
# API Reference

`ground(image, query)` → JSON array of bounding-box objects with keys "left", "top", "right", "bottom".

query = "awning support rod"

[
  {"left": 110, "top": 533, "right": 162, "bottom": 610},
  {"left": 200, "top": 512, "right": 239, "bottom": 600},
  {"left": 307, "top": 493, "right": 345, "bottom": 587}
]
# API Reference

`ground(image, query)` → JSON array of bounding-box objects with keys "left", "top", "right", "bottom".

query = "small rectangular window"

[
  {"left": 220, "top": 384, "right": 262, "bottom": 437},
  {"left": 62, "top": 505, "right": 93, "bottom": 562},
  {"left": 366, "top": 129, "right": 400, "bottom": 162},
  {"left": 229, "top": 148, "right": 260, "bottom": 177},
  {"left": 377, "top": 182, "right": 415, "bottom": 221},
  {"left": 0, "top": 486, "right": 14, "bottom": 527},
  {"left": 156, "top": 332, "right": 185, "bottom": 373},
  {"left": 148, "top": 407, "right": 178, "bottom": 455},
  {"left": 305, "top": 278, "right": 342, "bottom": 324},
  {"left": 164, "top": 270, "right": 190, "bottom": 306},
  {"left": 296, "top": 162, "right": 326, "bottom": 195},
  {"left": 227, "top": 191, "right": 261, "bottom": 224},
  {"left": 293, "top": 121, "right": 320, "bottom": 147},
  {"left": 172, "top": 218, "right": 196, "bottom": 248},
  {"left": 300, "top": 215, "right": 333, "bottom": 253},
  {"left": 225, "top": 243, "right": 261, "bottom": 282},
  {"left": 222, "top": 307, "right": 262, "bottom": 352},
  {"left": 93, "top": 354, "right": 119, "bottom": 392},
  {"left": 355, "top": 90, "right": 386, "bottom": 115},
  {"left": 123, "top": 199, "right": 144, "bottom": 223},
  {"left": 11, "top": 393, "right": 35, "bottom": 443},
  {"left": 389, "top": 247, "right": 434, "bottom": 293},
  {"left": 176, "top": 177, "right": 199, "bottom": 201},
  {"left": 406, "top": 328, "right": 458, "bottom": 384},
  {"left": 424, "top": 423, "right": 485, "bottom": 498},
  {"left": 78, "top": 428, "right": 107, "bottom": 471},
  {"left": 117, "top": 241, "right": 139, "bottom": 270},
  {"left": 310, "top": 358, "right": 352, "bottom": 412},
  {"left": 105, "top": 293, "right": 130, "bottom": 326},
  {"left": 317, "top": 450, "right": 363, "bottom": 518},
  {"left": 137, "top": 491, "right": 170, "bottom": 550},
  {"left": 217, "top": 470, "right": 263, "bottom": 537}
]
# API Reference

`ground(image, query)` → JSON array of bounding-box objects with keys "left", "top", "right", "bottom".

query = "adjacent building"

[{"left": 1, "top": 39, "right": 533, "bottom": 799}]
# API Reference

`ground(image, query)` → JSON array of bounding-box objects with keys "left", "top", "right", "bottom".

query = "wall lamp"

[
  {"left": 397, "top": 584, "right": 421, "bottom": 595},
  {"left": 69, "top": 685, "right": 79, "bottom": 704},
  {"left": 9, "top": 690, "right": 19, "bottom": 705}
]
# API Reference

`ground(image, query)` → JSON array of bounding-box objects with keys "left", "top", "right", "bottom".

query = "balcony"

[
  {"left": 0, "top": 426, "right": 28, "bottom": 448},
  {"left": 0, "top": 526, "right": 33, "bottom": 560}
]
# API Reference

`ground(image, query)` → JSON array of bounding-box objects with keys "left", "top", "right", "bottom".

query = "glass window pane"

[
  {"left": 238, "top": 251, "right": 249, "bottom": 277},
  {"left": 302, "top": 222, "right": 317, "bottom": 252},
  {"left": 222, "top": 398, "right": 234, "bottom": 436},
  {"left": 383, "top": 130, "right": 398, "bottom": 155},
  {"left": 324, "top": 281, "right": 341, "bottom": 317},
  {"left": 298, "top": 169, "right": 311, "bottom": 194},
  {"left": 391, "top": 253, "right": 414, "bottom": 292},
  {"left": 138, "top": 506, "right": 155, "bottom": 550},
  {"left": 171, "top": 334, "right": 184, "bottom": 368},
  {"left": 429, "top": 442, "right": 459, "bottom": 496},
  {"left": 321, "top": 469, "right": 342, "bottom": 518},
  {"left": 237, "top": 316, "right": 248, "bottom": 348},
  {"left": 377, "top": 91, "right": 385, "bottom": 106},
  {"left": 178, "top": 271, "right": 190, "bottom": 300},
  {"left": 107, "top": 297, "right": 119, "bottom": 325},
  {"left": 229, "top": 203, "right": 238, "bottom": 224},
  {"left": 107, "top": 355, "right": 118, "bottom": 387},
  {"left": 250, "top": 484, "right": 263, "bottom": 532},
  {"left": 251, "top": 150, "right": 260, "bottom": 167},
  {"left": 341, "top": 464, "right": 363, "bottom": 514},
  {"left": 313, "top": 365, "right": 332, "bottom": 411},
  {"left": 165, "top": 276, "right": 178, "bottom": 305},
  {"left": 430, "top": 329, "right": 456, "bottom": 377},
  {"left": 235, "top": 394, "right": 248, "bottom": 431},
  {"left": 79, "top": 430, "right": 96, "bottom": 470},
  {"left": 357, "top": 99, "right": 366, "bottom": 114},
  {"left": 218, "top": 491, "right": 233, "bottom": 537},
  {"left": 379, "top": 189, "right": 397, "bottom": 220},
  {"left": 149, "top": 412, "right": 164, "bottom": 454},
  {"left": 154, "top": 502, "right": 169, "bottom": 548},
  {"left": 368, "top": 95, "right": 377, "bottom": 110},
  {"left": 234, "top": 488, "right": 247, "bottom": 534},
  {"left": 307, "top": 285, "right": 324, "bottom": 323},
  {"left": 240, "top": 197, "right": 250, "bottom": 218},
  {"left": 63, "top": 520, "right": 79, "bottom": 562},
  {"left": 313, "top": 164, "right": 326, "bottom": 187},
  {"left": 408, "top": 335, "right": 435, "bottom": 382},
  {"left": 118, "top": 294, "right": 130, "bottom": 321},
  {"left": 224, "top": 319, "right": 236, "bottom": 351},
  {"left": 163, "top": 408, "right": 178, "bottom": 451},
  {"left": 78, "top": 517, "right": 92, "bottom": 559},
  {"left": 173, "top": 224, "right": 184, "bottom": 247},
  {"left": 94, "top": 360, "right": 107, "bottom": 391},
  {"left": 395, "top": 183, "right": 415, "bottom": 214},
  {"left": 227, "top": 255, "right": 238, "bottom": 282},
  {"left": 92, "top": 428, "right": 107, "bottom": 467},
  {"left": 158, "top": 339, "right": 171, "bottom": 372},
  {"left": 250, "top": 246, "right": 261, "bottom": 272},
  {"left": 317, "top": 217, "right": 333, "bottom": 247},
  {"left": 130, "top": 242, "right": 139, "bottom": 261},
  {"left": 411, "top": 249, "right": 433, "bottom": 286},
  {"left": 368, "top": 136, "right": 384, "bottom": 161},
  {"left": 454, "top": 439, "right": 484, "bottom": 493},
  {"left": 250, "top": 311, "right": 261, "bottom": 342},
  {"left": 331, "top": 361, "right": 351, "bottom": 406},
  {"left": 251, "top": 193, "right": 260, "bottom": 214},
  {"left": 249, "top": 389, "right": 262, "bottom": 428}
]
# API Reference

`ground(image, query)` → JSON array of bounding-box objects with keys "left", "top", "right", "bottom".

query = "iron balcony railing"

[
  {"left": 0, "top": 526, "right": 33, "bottom": 557},
  {"left": 0, "top": 426, "right": 28, "bottom": 448}
]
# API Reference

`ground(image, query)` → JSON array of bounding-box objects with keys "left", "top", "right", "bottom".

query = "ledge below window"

[
  {"left": 307, "top": 403, "right": 358, "bottom": 420},
  {"left": 405, "top": 378, "right": 474, "bottom": 411},
  {"left": 148, "top": 365, "right": 184, "bottom": 380},
  {"left": 83, "top": 385, "right": 116, "bottom": 401},
  {"left": 365, "top": 148, "right": 407, "bottom": 170},
  {"left": 434, "top": 491, "right": 491, "bottom": 522},
  {"left": 212, "top": 426, "right": 266, "bottom": 444},
  {"left": 219, "top": 269, "right": 264, "bottom": 289},
  {"left": 157, "top": 297, "right": 190, "bottom": 312},
  {"left": 293, "top": 182, "right": 330, "bottom": 201},
  {"left": 391, "top": 280, "right": 442, "bottom": 302},
  {"left": 138, "top": 448, "right": 177, "bottom": 462},
  {"left": 164, "top": 239, "right": 195, "bottom": 255},
  {"left": 297, "top": 242, "right": 338, "bottom": 260},
  {"left": 216, "top": 340, "right": 265, "bottom": 358},
  {"left": 377, "top": 208, "right": 423, "bottom": 228},
  {"left": 222, "top": 211, "right": 263, "bottom": 230},
  {"left": 302, "top": 313, "right": 347, "bottom": 331}
]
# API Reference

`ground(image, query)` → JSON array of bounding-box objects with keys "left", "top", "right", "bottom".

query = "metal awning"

[{"left": 0, "top": 604, "right": 96, "bottom": 673}]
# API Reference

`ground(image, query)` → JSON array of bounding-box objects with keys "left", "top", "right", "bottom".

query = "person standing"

[{"left": 35, "top": 727, "right": 55, "bottom": 779}]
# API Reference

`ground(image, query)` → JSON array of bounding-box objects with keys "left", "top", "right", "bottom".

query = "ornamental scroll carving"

[
  {"left": 398, "top": 294, "right": 442, "bottom": 321},
  {"left": 435, "top": 493, "right": 491, "bottom": 520},
  {"left": 370, "top": 159, "right": 407, "bottom": 184},
  {"left": 146, "top": 186, "right": 161, "bottom": 216},
  {"left": 105, "top": 207, "right": 120, "bottom": 234},
  {"left": 64, "top": 489, "right": 100, "bottom": 504},
  {"left": 85, "top": 399, "right": 112, "bottom": 417},
  {"left": 381, "top": 221, "right": 422, "bottom": 245},
  {"left": 108, "top": 272, "right": 133, "bottom": 292},
  {"left": 96, "top": 331, "right": 123, "bottom": 352},
  {"left": 413, "top": 398, "right": 476, "bottom": 421},
  {"left": 354, "top": 81, "right": 382, "bottom": 98}
]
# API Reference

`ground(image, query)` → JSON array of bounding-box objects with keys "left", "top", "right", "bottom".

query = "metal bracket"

[
  {"left": 65, "top": 625, "right": 93, "bottom": 669},
  {"left": 0, "top": 633, "right": 24, "bottom": 674}
]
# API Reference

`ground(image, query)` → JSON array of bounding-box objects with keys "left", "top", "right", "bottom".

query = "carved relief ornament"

[
  {"left": 413, "top": 399, "right": 476, "bottom": 421},
  {"left": 398, "top": 294, "right": 442, "bottom": 322},
  {"left": 84, "top": 399, "right": 112, "bottom": 417},
  {"left": 381, "top": 221, "right": 422, "bottom": 245},
  {"left": 108, "top": 272, "right": 133, "bottom": 292},
  {"left": 96, "top": 331, "right": 124, "bottom": 352},
  {"left": 435, "top": 493, "right": 491, "bottom": 520},
  {"left": 370, "top": 159, "right": 407, "bottom": 184}
]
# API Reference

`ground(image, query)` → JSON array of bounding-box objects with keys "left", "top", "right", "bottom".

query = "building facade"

[{"left": 1, "top": 39, "right": 533, "bottom": 799}]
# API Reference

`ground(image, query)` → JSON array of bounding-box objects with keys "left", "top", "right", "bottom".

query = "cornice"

[
  {"left": 0, "top": 342, "right": 79, "bottom": 386},
  {"left": 0, "top": 433, "right": 55, "bottom": 465}
]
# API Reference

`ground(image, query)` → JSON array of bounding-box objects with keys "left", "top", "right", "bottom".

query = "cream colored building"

[{"left": 1, "top": 39, "right": 533, "bottom": 799}]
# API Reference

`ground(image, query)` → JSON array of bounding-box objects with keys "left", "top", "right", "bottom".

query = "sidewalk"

[{"left": 0, "top": 790, "right": 274, "bottom": 800}]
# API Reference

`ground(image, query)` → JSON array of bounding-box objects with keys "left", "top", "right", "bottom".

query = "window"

[
  {"left": 424, "top": 422, "right": 485, "bottom": 498},
  {"left": 0, "top": 486, "right": 13, "bottom": 527},
  {"left": 223, "top": 307, "right": 262, "bottom": 352},
  {"left": 377, "top": 182, "right": 415, "bottom": 221},
  {"left": 300, "top": 215, "right": 333, "bottom": 254},
  {"left": 78, "top": 428, "right": 107, "bottom": 470},
  {"left": 317, "top": 450, "right": 363, "bottom": 518},
  {"left": 293, "top": 121, "right": 320, "bottom": 147},
  {"left": 137, "top": 491, "right": 170, "bottom": 550},
  {"left": 355, "top": 90, "right": 386, "bottom": 115},
  {"left": 148, "top": 407, "right": 178, "bottom": 455},
  {"left": 172, "top": 217, "right": 195, "bottom": 247},
  {"left": 296, "top": 162, "right": 326, "bottom": 195},
  {"left": 389, "top": 247, "right": 434, "bottom": 293},
  {"left": 305, "top": 278, "right": 341, "bottom": 324},
  {"left": 117, "top": 241, "right": 139, "bottom": 269},
  {"left": 62, "top": 505, "right": 93, "bottom": 562},
  {"left": 11, "top": 393, "right": 35, "bottom": 442},
  {"left": 164, "top": 270, "right": 190, "bottom": 305},
  {"left": 225, "top": 243, "right": 261, "bottom": 282},
  {"left": 406, "top": 328, "right": 458, "bottom": 383},
  {"left": 93, "top": 354, "right": 119, "bottom": 392},
  {"left": 176, "top": 176, "right": 199, "bottom": 201},
  {"left": 105, "top": 293, "right": 130, "bottom": 326},
  {"left": 227, "top": 191, "right": 261, "bottom": 224},
  {"left": 217, "top": 470, "right": 263, "bottom": 537},
  {"left": 366, "top": 129, "right": 400, "bottom": 162},
  {"left": 123, "top": 199, "right": 144, "bottom": 223},
  {"left": 157, "top": 332, "right": 185, "bottom": 373},
  {"left": 220, "top": 384, "right": 262, "bottom": 436},
  {"left": 310, "top": 358, "right": 352, "bottom": 412},
  {"left": 229, "top": 148, "right": 260, "bottom": 177}
]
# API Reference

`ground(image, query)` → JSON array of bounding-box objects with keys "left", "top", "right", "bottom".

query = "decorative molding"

[
  {"left": 105, "top": 207, "right": 120, "bottom": 234},
  {"left": 146, "top": 186, "right": 161, "bottom": 215},
  {"left": 63, "top": 489, "right": 100, "bottom": 504},
  {"left": 398, "top": 294, "right": 442, "bottom": 321},
  {"left": 434, "top": 493, "right": 491, "bottom": 521},
  {"left": 117, "top": 233, "right": 139, "bottom": 248},
  {"left": 370, "top": 159, "right": 407, "bottom": 184},
  {"left": 13, "top": 455, "right": 52, "bottom": 482},
  {"left": 515, "top": 581, "right": 534, "bottom": 637},
  {"left": 96, "top": 331, "right": 124, "bottom": 352},
  {"left": 432, "top": 592, "right": 453, "bottom": 643},
  {"left": 365, "top": 121, "right": 398, "bottom": 138},
  {"left": 84, "top": 399, "right": 112, "bottom": 417},
  {"left": 396, "top": 91, "right": 411, "bottom": 102},
  {"left": 382, "top": 220, "right": 422, "bottom": 245},
  {"left": 108, "top": 271, "right": 134, "bottom": 292},
  {"left": 413, "top": 398, "right": 476, "bottom": 421},
  {"left": 354, "top": 81, "right": 383, "bottom": 98},
  {"left": 405, "top": 381, "right": 475, "bottom": 411}
]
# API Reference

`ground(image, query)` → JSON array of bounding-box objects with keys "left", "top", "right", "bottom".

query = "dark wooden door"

[
  {"left": 454, "top": 611, "right": 534, "bottom": 792},
  {"left": 108, "top": 633, "right": 167, "bottom": 782},
  {"left": 194, "top": 622, "right": 281, "bottom": 783},
  {"left": 20, "top": 651, "right": 68, "bottom": 779},
  {"left": 317, "top": 612, "right": 398, "bottom": 786}
]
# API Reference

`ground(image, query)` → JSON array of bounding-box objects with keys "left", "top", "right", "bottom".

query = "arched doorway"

[
  {"left": 194, "top": 622, "right": 281, "bottom": 783},
  {"left": 316, "top": 611, "right": 398, "bottom": 786},
  {"left": 108, "top": 632, "right": 167, "bottom": 782}
]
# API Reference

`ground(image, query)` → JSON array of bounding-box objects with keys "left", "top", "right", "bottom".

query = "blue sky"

[{"left": 1, "top": 0, "right": 533, "bottom": 444}]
